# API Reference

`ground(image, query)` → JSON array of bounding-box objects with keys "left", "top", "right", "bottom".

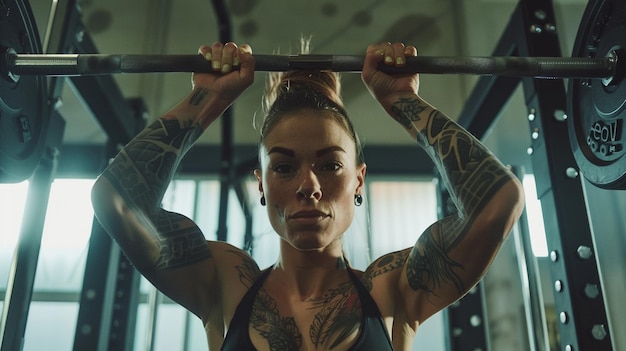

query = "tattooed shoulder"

[
  {"left": 226, "top": 248, "right": 261, "bottom": 289},
  {"left": 362, "top": 250, "right": 409, "bottom": 291}
]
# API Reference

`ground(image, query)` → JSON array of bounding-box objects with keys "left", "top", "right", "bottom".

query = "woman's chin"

[{"left": 285, "top": 233, "right": 341, "bottom": 252}]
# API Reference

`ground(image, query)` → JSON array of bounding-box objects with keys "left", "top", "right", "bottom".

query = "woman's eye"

[
  {"left": 272, "top": 164, "right": 294, "bottom": 173},
  {"left": 320, "top": 161, "right": 343, "bottom": 171}
]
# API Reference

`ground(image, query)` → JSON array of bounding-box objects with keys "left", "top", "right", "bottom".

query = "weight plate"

[
  {"left": 568, "top": 0, "right": 626, "bottom": 189},
  {"left": 0, "top": 0, "right": 48, "bottom": 183}
]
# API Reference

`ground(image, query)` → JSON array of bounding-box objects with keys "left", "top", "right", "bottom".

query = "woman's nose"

[{"left": 296, "top": 168, "right": 322, "bottom": 201}]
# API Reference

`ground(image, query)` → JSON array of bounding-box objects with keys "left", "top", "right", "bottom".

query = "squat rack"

[
  {"left": 0, "top": 0, "right": 614, "bottom": 350},
  {"left": 450, "top": 0, "right": 613, "bottom": 350}
]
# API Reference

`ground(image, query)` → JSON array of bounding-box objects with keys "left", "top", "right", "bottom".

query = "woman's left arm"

[{"left": 362, "top": 42, "right": 525, "bottom": 324}]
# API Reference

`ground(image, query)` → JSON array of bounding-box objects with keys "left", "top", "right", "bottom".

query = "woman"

[{"left": 91, "top": 40, "right": 524, "bottom": 350}]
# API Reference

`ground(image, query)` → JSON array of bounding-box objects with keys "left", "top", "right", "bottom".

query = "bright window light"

[
  {"left": 0, "top": 181, "right": 29, "bottom": 291},
  {"left": 0, "top": 180, "right": 29, "bottom": 249},
  {"left": 522, "top": 175, "right": 548, "bottom": 257},
  {"left": 0, "top": 178, "right": 97, "bottom": 250},
  {"left": 41, "top": 178, "right": 95, "bottom": 250},
  {"left": 368, "top": 180, "right": 438, "bottom": 258},
  {"left": 0, "top": 179, "right": 96, "bottom": 293}
]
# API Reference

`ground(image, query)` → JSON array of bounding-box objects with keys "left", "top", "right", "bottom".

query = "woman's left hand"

[{"left": 361, "top": 42, "right": 419, "bottom": 108}]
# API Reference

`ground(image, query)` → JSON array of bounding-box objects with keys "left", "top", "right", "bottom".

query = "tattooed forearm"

[
  {"left": 408, "top": 108, "right": 513, "bottom": 219},
  {"left": 101, "top": 118, "right": 209, "bottom": 270},
  {"left": 392, "top": 98, "right": 513, "bottom": 233},
  {"left": 189, "top": 88, "right": 209, "bottom": 106},
  {"left": 407, "top": 220, "right": 465, "bottom": 294},
  {"left": 391, "top": 97, "right": 515, "bottom": 296},
  {"left": 104, "top": 118, "right": 202, "bottom": 210},
  {"left": 390, "top": 97, "right": 427, "bottom": 130},
  {"left": 420, "top": 110, "right": 512, "bottom": 218}
]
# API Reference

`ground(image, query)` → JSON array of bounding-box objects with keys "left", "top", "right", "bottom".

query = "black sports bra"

[{"left": 221, "top": 267, "right": 394, "bottom": 350}]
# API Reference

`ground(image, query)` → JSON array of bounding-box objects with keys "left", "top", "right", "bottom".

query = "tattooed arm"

[
  {"left": 362, "top": 43, "right": 524, "bottom": 324},
  {"left": 91, "top": 42, "right": 257, "bottom": 321}
]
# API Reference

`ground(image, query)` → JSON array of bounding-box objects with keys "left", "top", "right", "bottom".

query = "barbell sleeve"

[{"left": 5, "top": 52, "right": 617, "bottom": 79}]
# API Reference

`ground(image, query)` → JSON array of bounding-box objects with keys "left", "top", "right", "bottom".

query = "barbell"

[
  {"left": 1, "top": 0, "right": 625, "bottom": 189},
  {"left": 2, "top": 51, "right": 618, "bottom": 78}
]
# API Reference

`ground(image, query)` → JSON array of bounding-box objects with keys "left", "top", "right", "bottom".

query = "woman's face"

[{"left": 255, "top": 109, "right": 366, "bottom": 252}]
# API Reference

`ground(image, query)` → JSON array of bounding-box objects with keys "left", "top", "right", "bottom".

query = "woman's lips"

[{"left": 289, "top": 210, "right": 329, "bottom": 224}]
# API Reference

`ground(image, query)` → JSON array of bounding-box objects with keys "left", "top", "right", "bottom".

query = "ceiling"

[{"left": 27, "top": 0, "right": 589, "bottom": 170}]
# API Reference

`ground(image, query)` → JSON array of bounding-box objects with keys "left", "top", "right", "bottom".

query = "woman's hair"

[{"left": 259, "top": 39, "right": 364, "bottom": 164}]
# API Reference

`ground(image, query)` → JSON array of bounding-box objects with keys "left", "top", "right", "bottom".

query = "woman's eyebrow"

[
  {"left": 267, "top": 146, "right": 346, "bottom": 158},
  {"left": 267, "top": 146, "right": 294, "bottom": 157},
  {"left": 316, "top": 146, "right": 346, "bottom": 157}
]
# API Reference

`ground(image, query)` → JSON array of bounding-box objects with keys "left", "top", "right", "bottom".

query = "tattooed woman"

[{"left": 91, "top": 40, "right": 524, "bottom": 350}]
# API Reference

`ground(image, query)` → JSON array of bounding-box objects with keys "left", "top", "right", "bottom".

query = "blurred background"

[{"left": 1, "top": 0, "right": 625, "bottom": 350}]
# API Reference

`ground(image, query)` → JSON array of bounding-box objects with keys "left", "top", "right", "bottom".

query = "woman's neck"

[{"left": 271, "top": 243, "right": 349, "bottom": 300}]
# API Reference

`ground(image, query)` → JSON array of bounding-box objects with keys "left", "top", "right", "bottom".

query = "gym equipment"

[
  {"left": 0, "top": 0, "right": 48, "bottom": 184},
  {"left": 3, "top": 52, "right": 617, "bottom": 77},
  {"left": 568, "top": 0, "right": 626, "bottom": 189},
  {"left": 0, "top": 0, "right": 625, "bottom": 188}
]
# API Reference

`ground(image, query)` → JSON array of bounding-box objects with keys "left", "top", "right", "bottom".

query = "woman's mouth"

[{"left": 289, "top": 210, "right": 329, "bottom": 224}]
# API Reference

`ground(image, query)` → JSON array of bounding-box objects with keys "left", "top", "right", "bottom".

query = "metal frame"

[
  {"left": 0, "top": 110, "right": 65, "bottom": 351},
  {"left": 3, "top": 0, "right": 616, "bottom": 350},
  {"left": 456, "top": 0, "right": 613, "bottom": 350},
  {"left": 36, "top": 1, "right": 147, "bottom": 350},
  {"left": 74, "top": 212, "right": 139, "bottom": 351},
  {"left": 212, "top": 0, "right": 236, "bottom": 243},
  {"left": 0, "top": 1, "right": 66, "bottom": 350},
  {"left": 55, "top": 144, "right": 434, "bottom": 178}
]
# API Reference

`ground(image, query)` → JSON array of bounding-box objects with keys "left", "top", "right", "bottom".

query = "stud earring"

[
  {"left": 354, "top": 194, "right": 363, "bottom": 206},
  {"left": 260, "top": 196, "right": 266, "bottom": 206}
]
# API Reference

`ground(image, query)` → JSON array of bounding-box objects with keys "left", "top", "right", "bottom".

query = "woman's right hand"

[
  {"left": 361, "top": 42, "right": 419, "bottom": 110},
  {"left": 189, "top": 42, "right": 255, "bottom": 128}
]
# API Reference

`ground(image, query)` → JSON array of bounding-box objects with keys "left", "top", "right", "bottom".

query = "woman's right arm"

[{"left": 91, "top": 42, "right": 257, "bottom": 320}]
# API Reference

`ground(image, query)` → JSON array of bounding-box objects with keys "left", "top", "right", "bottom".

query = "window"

[
  {"left": 0, "top": 181, "right": 29, "bottom": 295},
  {"left": 368, "top": 178, "right": 438, "bottom": 258},
  {"left": 522, "top": 175, "right": 548, "bottom": 257},
  {"left": 1, "top": 176, "right": 444, "bottom": 350},
  {"left": 0, "top": 179, "right": 95, "bottom": 350}
]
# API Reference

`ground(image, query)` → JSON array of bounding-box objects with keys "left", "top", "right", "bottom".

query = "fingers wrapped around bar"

[
  {"left": 362, "top": 42, "right": 420, "bottom": 107},
  {"left": 198, "top": 42, "right": 246, "bottom": 73}
]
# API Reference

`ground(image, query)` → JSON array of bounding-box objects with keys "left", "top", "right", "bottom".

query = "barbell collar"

[{"left": 4, "top": 52, "right": 617, "bottom": 79}]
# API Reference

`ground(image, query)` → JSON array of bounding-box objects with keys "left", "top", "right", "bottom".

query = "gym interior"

[{"left": 1, "top": 0, "right": 624, "bottom": 350}]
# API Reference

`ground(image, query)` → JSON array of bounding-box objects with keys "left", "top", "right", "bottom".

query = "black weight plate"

[
  {"left": 568, "top": 0, "right": 626, "bottom": 189},
  {"left": 0, "top": 0, "right": 48, "bottom": 183}
]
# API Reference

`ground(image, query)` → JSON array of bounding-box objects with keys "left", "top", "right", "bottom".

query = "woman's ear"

[
  {"left": 254, "top": 169, "right": 263, "bottom": 193},
  {"left": 356, "top": 163, "right": 366, "bottom": 194}
]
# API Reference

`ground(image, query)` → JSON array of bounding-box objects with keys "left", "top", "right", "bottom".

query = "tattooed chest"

[{"left": 249, "top": 284, "right": 363, "bottom": 350}]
